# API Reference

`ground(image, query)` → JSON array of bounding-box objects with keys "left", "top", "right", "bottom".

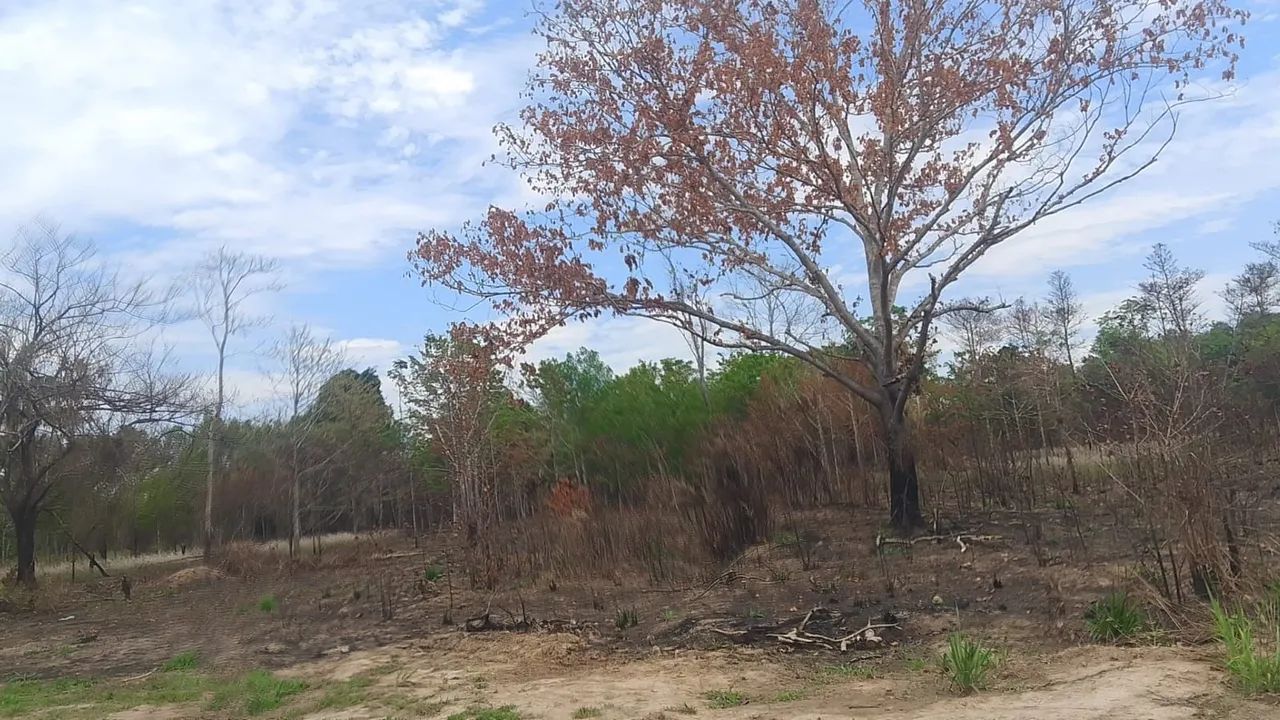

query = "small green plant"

[
  {"left": 162, "top": 650, "right": 200, "bottom": 672},
  {"left": 257, "top": 594, "right": 279, "bottom": 613},
  {"left": 703, "top": 690, "right": 747, "bottom": 709},
  {"left": 1210, "top": 598, "right": 1280, "bottom": 694},
  {"left": 447, "top": 706, "right": 522, "bottom": 720},
  {"left": 906, "top": 657, "right": 929, "bottom": 672},
  {"left": 771, "top": 689, "right": 805, "bottom": 702},
  {"left": 1084, "top": 591, "right": 1146, "bottom": 642},
  {"left": 660, "top": 608, "right": 679, "bottom": 621},
  {"left": 941, "top": 634, "right": 996, "bottom": 694},
  {"left": 614, "top": 608, "right": 639, "bottom": 630},
  {"left": 572, "top": 707, "right": 603, "bottom": 718},
  {"left": 423, "top": 565, "right": 445, "bottom": 582}
]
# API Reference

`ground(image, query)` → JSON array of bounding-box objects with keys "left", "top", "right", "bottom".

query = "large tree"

[
  {"left": 413, "top": 0, "right": 1244, "bottom": 527},
  {"left": 0, "top": 222, "right": 193, "bottom": 585}
]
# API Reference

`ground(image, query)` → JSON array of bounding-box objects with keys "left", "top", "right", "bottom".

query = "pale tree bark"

[{"left": 191, "top": 247, "right": 280, "bottom": 558}]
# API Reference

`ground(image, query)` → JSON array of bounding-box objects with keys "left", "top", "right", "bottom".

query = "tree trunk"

[
  {"left": 883, "top": 409, "right": 924, "bottom": 529},
  {"left": 205, "top": 343, "right": 226, "bottom": 561},
  {"left": 290, "top": 465, "right": 300, "bottom": 561},
  {"left": 204, "top": 418, "right": 217, "bottom": 558},
  {"left": 11, "top": 505, "right": 38, "bottom": 587}
]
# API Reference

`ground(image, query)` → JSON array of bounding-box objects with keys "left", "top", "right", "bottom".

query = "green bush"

[
  {"left": 423, "top": 565, "right": 445, "bottom": 582},
  {"left": 1210, "top": 598, "right": 1280, "bottom": 694},
  {"left": 257, "top": 595, "right": 279, "bottom": 613},
  {"left": 1085, "top": 591, "right": 1146, "bottom": 642},
  {"left": 941, "top": 634, "right": 996, "bottom": 694}
]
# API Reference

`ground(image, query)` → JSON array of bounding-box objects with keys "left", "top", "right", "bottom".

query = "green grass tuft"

[
  {"left": 208, "top": 670, "right": 306, "bottom": 716},
  {"left": 1084, "top": 591, "right": 1146, "bottom": 642},
  {"left": 703, "top": 690, "right": 747, "bottom": 709},
  {"left": 1211, "top": 598, "right": 1280, "bottom": 694},
  {"left": 258, "top": 594, "right": 279, "bottom": 613},
  {"left": 941, "top": 633, "right": 996, "bottom": 694},
  {"left": 571, "top": 706, "right": 603, "bottom": 718},
  {"left": 423, "top": 565, "right": 446, "bottom": 582},
  {"left": 614, "top": 608, "right": 638, "bottom": 630},
  {"left": 771, "top": 689, "right": 805, "bottom": 703},
  {"left": 162, "top": 650, "right": 201, "bottom": 672}
]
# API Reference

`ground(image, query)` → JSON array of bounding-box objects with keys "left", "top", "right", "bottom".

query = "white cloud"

[
  {"left": 0, "top": 0, "right": 536, "bottom": 268},
  {"left": 523, "top": 316, "right": 702, "bottom": 373}
]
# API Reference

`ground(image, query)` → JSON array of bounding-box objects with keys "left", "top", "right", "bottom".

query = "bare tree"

[
  {"left": 271, "top": 325, "right": 345, "bottom": 559},
  {"left": 1139, "top": 243, "right": 1204, "bottom": 340},
  {"left": 1253, "top": 221, "right": 1280, "bottom": 263},
  {"left": 1007, "top": 298, "right": 1049, "bottom": 355},
  {"left": 728, "top": 270, "right": 830, "bottom": 350},
  {"left": 0, "top": 221, "right": 194, "bottom": 585},
  {"left": 940, "top": 299, "right": 1004, "bottom": 371},
  {"left": 1222, "top": 261, "right": 1279, "bottom": 322},
  {"left": 1045, "top": 271, "right": 1085, "bottom": 373},
  {"left": 191, "top": 247, "right": 280, "bottom": 556}
]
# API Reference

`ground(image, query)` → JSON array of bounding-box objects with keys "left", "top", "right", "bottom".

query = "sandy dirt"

[{"left": 274, "top": 634, "right": 1275, "bottom": 720}]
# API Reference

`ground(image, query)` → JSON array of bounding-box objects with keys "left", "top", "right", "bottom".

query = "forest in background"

[{"left": 5, "top": 231, "right": 1278, "bottom": 609}]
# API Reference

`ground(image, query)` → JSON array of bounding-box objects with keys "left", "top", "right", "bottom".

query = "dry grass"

[{"left": 37, "top": 531, "right": 380, "bottom": 582}]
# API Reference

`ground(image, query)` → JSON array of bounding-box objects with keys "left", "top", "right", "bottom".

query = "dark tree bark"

[
  {"left": 11, "top": 505, "right": 37, "bottom": 586},
  {"left": 883, "top": 407, "right": 924, "bottom": 529}
]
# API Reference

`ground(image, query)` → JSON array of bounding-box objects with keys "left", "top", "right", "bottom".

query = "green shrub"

[
  {"left": 1210, "top": 598, "right": 1280, "bottom": 694},
  {"left": 257, "top": 595, "right": 279, "bottom": 613},
  {"left": 1084, "top": 591, "right": 1146, "bottom": 642},
  {"left": 423, "top": 565, "right": 445, "bottom": 582},
  {"left": 571, "top": 707, "right": 603, "bottom": 718},
  {"left": 941, "top": 634, "right": 996, "bottom": 694}
]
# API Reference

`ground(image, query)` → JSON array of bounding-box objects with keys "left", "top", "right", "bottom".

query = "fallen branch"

[
  {"left": 121, "top": 669, "right": 156, "bottom": 683},
  {"left": 45, "top": 510, "right": 109, "bottom": 577},
  {"left": 875, "top": 533, "right": 1003, "bottom": 554},
  {"left": 766, "top": 608, "right": 900, "bottom": 652},
  {"left": 690, "top": 569, "right": 739, "bottom": 602}
]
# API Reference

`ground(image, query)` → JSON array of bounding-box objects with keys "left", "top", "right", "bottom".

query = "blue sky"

[{"left": 2, "top": 0, "right": 1279, "bottom": 415}]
